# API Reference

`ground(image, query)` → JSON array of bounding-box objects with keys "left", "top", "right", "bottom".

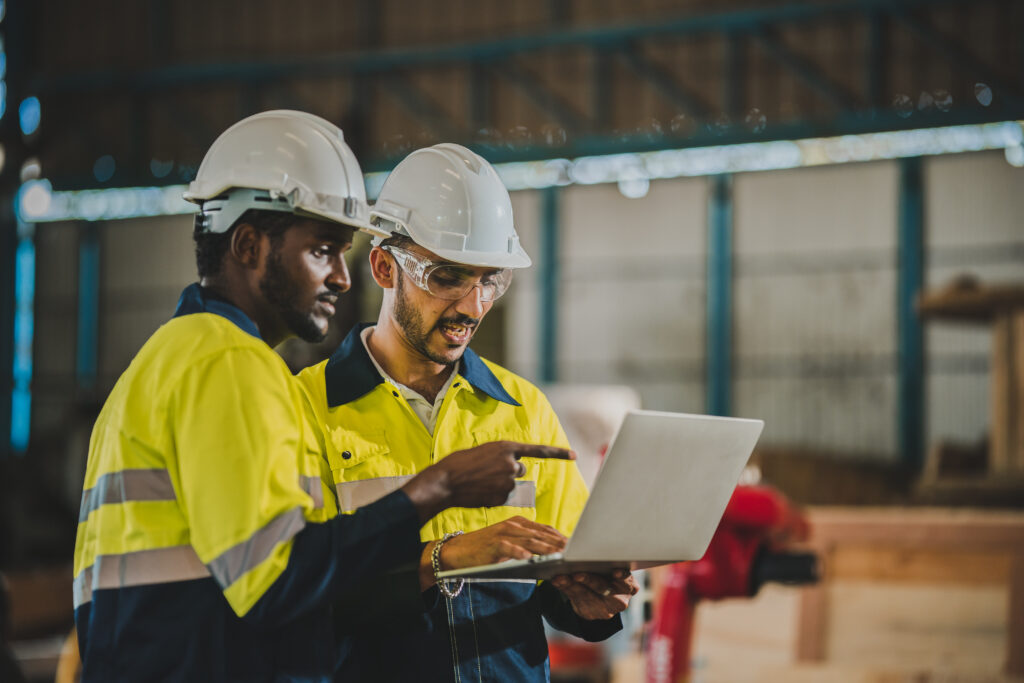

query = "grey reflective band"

[
  {"left": 79, "top": 469, "right": 177, "bottom": 522},
  {"left": 73, "top": 545, "right": 209, "bottom": 608},
  {"left": 504, "top": 480, "right": 536, "bottom": 508},
  {"left": 299, "top": 475, "right": 324, "bottom": 510},
  {"left": 207, "top": 507, "right": 306, "bottom": 590},
  {"left": 335, "top": 475, "right": 414, "bottom": 513}
]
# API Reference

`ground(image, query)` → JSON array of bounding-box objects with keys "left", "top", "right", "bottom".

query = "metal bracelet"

[{"left": 431, "top": 530, "right": 465, "bottom": 599}]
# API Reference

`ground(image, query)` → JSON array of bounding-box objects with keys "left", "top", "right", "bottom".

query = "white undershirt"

[{"left": 360, "top": 326, "right": 459, "bottom": 435}]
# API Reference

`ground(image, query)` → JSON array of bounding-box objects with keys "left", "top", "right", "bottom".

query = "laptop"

[{"left": 437, "top": 409, "right": 764, "bottom": 581}]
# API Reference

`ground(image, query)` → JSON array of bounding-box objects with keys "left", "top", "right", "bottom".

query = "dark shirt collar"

[
  {"left": 172, "top": 283, "right": 262, "bottom": 340},
  {"left": 325, "top": 323, "right": 520, "bottom": 408}
]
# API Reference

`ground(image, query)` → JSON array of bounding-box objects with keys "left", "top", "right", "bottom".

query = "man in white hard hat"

[
  {"left": 71, "top": 113, "right": 573, "bottom": 682},
  {"left": 298, "top": 143, "right": 637, "bottom": 682}
]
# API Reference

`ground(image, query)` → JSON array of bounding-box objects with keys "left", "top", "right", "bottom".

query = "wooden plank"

[
  {"left": 827, "top": 546, "right": 1010, "bottom": 585},
  {"left": 692, "top": 585, "right": 802, "bottom": 680},
  {"left": 795, "top": 582, "right": 829, "bottom": 662},
  {"left": 826, "top": 582, "right": 1007, "bottom": 672},
  {"left": 807, "top": 508, "right": 1024, "bottom": 549},
  {"left": 916, "top": 281, "right": 1024, "bottom": 322}
]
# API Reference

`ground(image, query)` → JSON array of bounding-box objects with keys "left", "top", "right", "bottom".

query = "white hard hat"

[
  {"left": 369, "top": 143, "right": 531, "bottom": 269},
  {"left": 184, "top": 110, "right": 372, "bottom": 233}
]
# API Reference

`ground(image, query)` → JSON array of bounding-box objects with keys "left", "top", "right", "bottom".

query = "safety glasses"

[{"left": 381, "top": 245, "right": 513, "bottom": 302}]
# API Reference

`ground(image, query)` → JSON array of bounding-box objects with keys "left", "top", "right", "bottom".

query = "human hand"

[
  {"left": 549, "top": 569, "right": 639, "bottom": 621},
  {"left": 418, "top": 516, "right": 568, "bottom": 589},
  {"left": 402, "top": 441, "right": 575, "bottom": 522}
]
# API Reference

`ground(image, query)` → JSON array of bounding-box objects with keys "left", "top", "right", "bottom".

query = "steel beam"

[
  {"left": 893, "top": 10, "right": 1024, "bottom": 106},
  {"left": 619, "top": 46, "right": 711, "bottom": 120},
  {"left": 592, "top": 50, "right": 613, "bottom": 132},
  {"left": 381, "top": 73, "right": 463, "bottom": 141},
  {"left": 2, "top": 0, "right": 35, "bottom": 456},
  {"left": 706, "top": 174, "right": 733, "bottom": 417},
  {"left": 539, "top": 186, "right": 560, "bottom": 383},
  {"left": 498, "top": 61, "right": 589, "bottom": 132},
  {"left": 35, "top": 0, "right": 985, "bottom": 95},
  {"left": 752, "top": 27, "right": 859, "bottom": 111},
  {"left": 76, "top": 222, "right": 101, "bottom": 393},
  {"left": 866, "top": 11, "right": 887, "bottom": 111},
  {"left": 897, "top": 156, "right": 925, "bottom": 470}
]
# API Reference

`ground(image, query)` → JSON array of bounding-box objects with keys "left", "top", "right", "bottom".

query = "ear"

[
  {"left": 368, "top": 246, "right": 397, "bottom": 289},
  {"left": 229, "top": 222, "right": 265, "bottom": 270}
]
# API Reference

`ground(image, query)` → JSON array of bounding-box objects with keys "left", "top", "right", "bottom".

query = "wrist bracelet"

[{"left": 432, "top": 530, "right": 465, "bottom": 599}]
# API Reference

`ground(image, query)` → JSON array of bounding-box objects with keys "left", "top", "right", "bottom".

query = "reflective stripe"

[
  {"left": 504, "top": 480, "right": 536, "bottom": 508},
  {"left": 73, "top": 544, "right": 209, "bottom": 608},
  {"left": 79, "top": 469, "right": 177, "bottom": 522},
  {"left": 299, "top": 475, "right": 324, "bottom": 510},
  {"left": 336, "top": 475, "right": 414, "bottom": 512},
  {"left": 207, "top": 507, "right": 306, "bottom": 590}
]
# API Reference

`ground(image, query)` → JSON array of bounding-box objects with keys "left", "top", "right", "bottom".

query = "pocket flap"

[{"left": 326, "top": 429, "right": 389, "bottom": 470}]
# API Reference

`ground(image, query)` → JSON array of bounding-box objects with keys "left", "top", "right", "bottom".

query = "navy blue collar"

[
  {"left": 325, "top": 323, "right": 520, "bottom": 408},
  {"left": 172, "top": 283, "right": 262, "bottom": 340}
]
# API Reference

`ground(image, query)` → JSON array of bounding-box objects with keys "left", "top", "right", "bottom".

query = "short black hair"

[
  {"left": 193, "top": 209, "right": 296, "bottom": 278},
  {"left": 378, "top": 232, "right": 415, "bottom": 250}
]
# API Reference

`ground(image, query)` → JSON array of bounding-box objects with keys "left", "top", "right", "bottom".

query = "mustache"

[{"left": 437, "top": 314, "right": 479, "bottom": 329}]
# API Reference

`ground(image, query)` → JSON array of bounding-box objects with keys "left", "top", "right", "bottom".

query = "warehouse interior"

[{"left": 1, "top": 0, "right": 1023, "bottom": 681}]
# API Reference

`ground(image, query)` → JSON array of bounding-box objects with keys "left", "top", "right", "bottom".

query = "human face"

[
  {"left": 388, "top": 246, "right": 497, "bottom": 366},
  {"left": 259, "top": 219, "right": 354, "bottom": 343}
]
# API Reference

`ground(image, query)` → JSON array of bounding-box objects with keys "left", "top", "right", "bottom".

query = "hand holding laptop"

[{"left": 550, "top": 570, "right": 639, "bottom": 621}]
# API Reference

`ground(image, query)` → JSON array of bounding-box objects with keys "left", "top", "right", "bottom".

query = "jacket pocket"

[{"left": 326, "top": 430, "right": 412, "bottom": 512}]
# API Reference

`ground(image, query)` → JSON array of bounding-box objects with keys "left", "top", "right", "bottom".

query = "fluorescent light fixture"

[{"left": 19, "top": 120, "right": 1024, "bottom": 223}]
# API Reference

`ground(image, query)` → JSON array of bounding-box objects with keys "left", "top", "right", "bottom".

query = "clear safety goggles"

[{"left": 381, "top": 245, "right": 513, "bottom": 302}]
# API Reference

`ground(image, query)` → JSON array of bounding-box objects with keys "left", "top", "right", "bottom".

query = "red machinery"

[{"left": 646, "top": 484, "right": 818, "bottom": 683}]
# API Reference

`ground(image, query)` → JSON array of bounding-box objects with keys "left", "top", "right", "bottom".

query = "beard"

[
  {"left": 394, "top": 274, "right": 476, "bottom": 366},
  {"left": 259, "top": 250, "right": 328, "bottom": 343}
]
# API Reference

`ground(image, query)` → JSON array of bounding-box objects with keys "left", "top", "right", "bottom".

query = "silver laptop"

[{"left": 438, "top": 410, "right": 764, "bottom": 581}]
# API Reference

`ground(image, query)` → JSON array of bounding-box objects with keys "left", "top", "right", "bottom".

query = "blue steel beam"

[
  {"left": 76, "top": 222, "right": 101, "bottom": 392},
  {"left": 592, "top": 50, "right": 613, "bottom": 132},
  {"left": 752, "top": 28, "right": 860, "bottom": 111},
  {"left": 10, "top": 220, "right": 35, "bottom": 454},
  {"left": 725, "top": 32, "right": 746, "bottom": 119},
  {"left": 866, "top": 12, "right": 888, "bottom": 111},
  {"left": 539, "top": 186, "right": 560, "bottom": 383},
  {"left": 469, "top": 63, "right": 491, "bottom": 132},
  {"left": 706, "top": 174, "right": 733, "bottom": 417},
  {"left": 498, "top": 61, "right": 589, "bottom": 132},
  {"left": 892, "top": 10, "right": 1024, "bottom": 106},
  {"left": 381, "top": 73, "right": 464, "bottom": 141},
  {"left": 619, "top": 46, "right": 712, "bottom": 120},
  {"left": 897, "top": 157, "right": 925, "bottom": 471},
  {"left": 34, "top": 0, "right": 990, "bottom": 95}
]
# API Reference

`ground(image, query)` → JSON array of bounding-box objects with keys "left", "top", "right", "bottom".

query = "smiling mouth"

[{"left": 438, "top": 321, "right": 474, "bottom": 345}]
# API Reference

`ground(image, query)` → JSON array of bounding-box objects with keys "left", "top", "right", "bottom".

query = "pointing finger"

[{"left": 510, "top": 444, "right": 576, "bottom": 461}]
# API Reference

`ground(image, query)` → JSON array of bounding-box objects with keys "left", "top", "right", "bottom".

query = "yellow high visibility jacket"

[
  {"left": 296, "top": 323, "right": 619, "bottom": 683},
  {"left": 72, "top": 286, "right": 422, "bottom": 683},
  {"left": 296, "top": 324, "right": 588, "bottom": 541}
]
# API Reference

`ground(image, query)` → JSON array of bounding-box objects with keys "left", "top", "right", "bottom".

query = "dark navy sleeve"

[
  {"left": 331, "top": 546, "right": 438, "bottom": 635},
  {"left": 243, "top": 489, "right": 422, "bottom": 627},
  {"left": 536, "top": 581, "right": 624, "bottom": 642}
]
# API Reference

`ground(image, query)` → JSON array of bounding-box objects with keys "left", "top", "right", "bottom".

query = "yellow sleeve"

[
  {"left": 169, "top": 346, "right": 312, "bottom": 616},
  {"left": 531, "top": 391, "right": 590, "bottom": 537}
]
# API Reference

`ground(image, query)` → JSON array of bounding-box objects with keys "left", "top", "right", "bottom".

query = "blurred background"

[{"left": 1, "top": 0, "right": 1022, "bottom": 681}]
